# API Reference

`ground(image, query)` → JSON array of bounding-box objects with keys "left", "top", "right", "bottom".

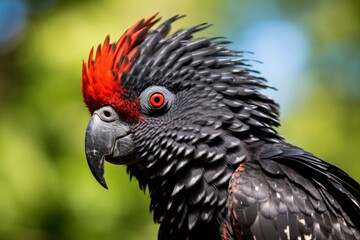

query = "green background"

[{"left": 0, "top": 0, "right": 359, "bottom": 239}]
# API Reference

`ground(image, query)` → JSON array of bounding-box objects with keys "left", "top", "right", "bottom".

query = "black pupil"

[{"left": 154, "top": 96, "right": 161, "bottom": 103}]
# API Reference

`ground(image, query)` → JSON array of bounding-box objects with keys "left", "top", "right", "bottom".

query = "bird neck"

[{"left": 127, "top": 130, "right": 250, "bottom": 239}]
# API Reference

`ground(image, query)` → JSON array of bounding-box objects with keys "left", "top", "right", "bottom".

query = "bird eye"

[
  {"left": 140, "top": 86, "right": 173, "bottom": 115},
  {"left": 149, "top": 92, "right": 165, "bottom": 108}
]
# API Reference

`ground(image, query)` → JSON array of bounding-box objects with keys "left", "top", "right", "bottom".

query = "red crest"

[{"left": 82, "top": 14, "right": 159, "bottom": 122}]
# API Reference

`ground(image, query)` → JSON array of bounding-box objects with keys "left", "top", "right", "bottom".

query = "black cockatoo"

[{"left": 82, "top": 14, "right": 360, "bottom": 240}]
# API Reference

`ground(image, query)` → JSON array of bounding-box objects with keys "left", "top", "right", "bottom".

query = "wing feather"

[{"left": 227, "top": 143, "right": 360, "bottom": 239}]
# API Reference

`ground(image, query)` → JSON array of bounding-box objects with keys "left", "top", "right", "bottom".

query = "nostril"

[{"left": 96, "top": 106, "right": 118, "bottom": 122}]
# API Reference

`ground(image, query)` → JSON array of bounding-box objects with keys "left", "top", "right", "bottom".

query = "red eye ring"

[{"left": 149, "top": 92, "right": 165, "bottom": 108}]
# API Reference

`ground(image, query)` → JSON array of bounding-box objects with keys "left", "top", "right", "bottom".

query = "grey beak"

[{"left": 85, "top": 107, "right": 130, "bottom": 189}]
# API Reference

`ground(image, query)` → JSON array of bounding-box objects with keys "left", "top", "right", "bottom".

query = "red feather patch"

[{"left": 82, "top": 14, "right": 160, "bottom": 122}]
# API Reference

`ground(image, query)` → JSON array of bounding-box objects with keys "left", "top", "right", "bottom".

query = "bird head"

[{"left": 82, "top": 14, "right": 281, "bottom": 232}]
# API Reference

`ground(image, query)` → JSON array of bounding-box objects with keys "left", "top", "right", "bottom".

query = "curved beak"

[{"left": 85, "top": 110, "right": 130, "bottom": 189}]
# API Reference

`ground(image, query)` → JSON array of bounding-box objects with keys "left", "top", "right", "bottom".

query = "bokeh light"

[
  {"left": 0, "top": 0, "right": 27, "bottom": 52},
  {"left": 233, "top": 19, "right": 309, "bottom": 114}
]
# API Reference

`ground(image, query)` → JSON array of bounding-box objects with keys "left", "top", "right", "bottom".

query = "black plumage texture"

[{"left": 103, "top": 16, "right": 360, "bottom": 240}]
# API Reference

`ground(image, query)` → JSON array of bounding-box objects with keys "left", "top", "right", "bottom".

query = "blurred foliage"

[{"left": 0, "top": 0, "right": 359, "bottom": 239}]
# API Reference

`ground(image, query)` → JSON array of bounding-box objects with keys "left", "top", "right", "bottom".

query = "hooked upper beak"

[{"left": 85, "top": 106, "right": 132, "bottom": 189}]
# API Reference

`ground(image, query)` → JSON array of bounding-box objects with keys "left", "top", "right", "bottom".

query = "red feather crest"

[{"left": 82, "top": 14, "right": 159, "bottom": 122}]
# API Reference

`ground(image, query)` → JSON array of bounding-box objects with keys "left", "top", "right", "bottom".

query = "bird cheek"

[{"left": 108, "top": 134, "right": 136, "bottom": 164}]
